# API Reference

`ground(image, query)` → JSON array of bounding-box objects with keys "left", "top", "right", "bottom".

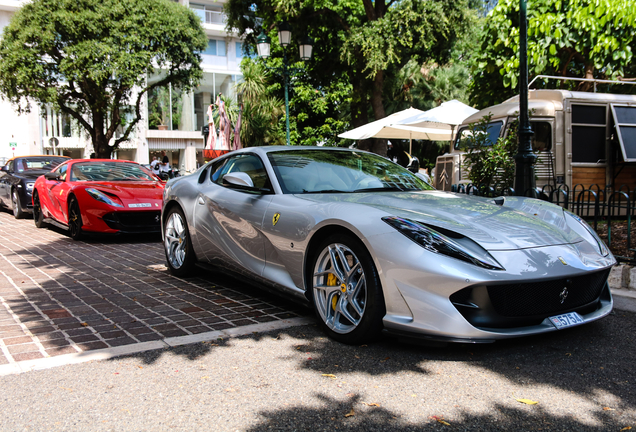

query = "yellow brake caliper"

[{"left": 327, "top": 273, "right": 338, "bottom": 310}]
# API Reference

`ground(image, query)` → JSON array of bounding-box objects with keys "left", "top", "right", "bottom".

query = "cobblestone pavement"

[{"left": 0, "top": 209, "right": 308, "bottom": 366}]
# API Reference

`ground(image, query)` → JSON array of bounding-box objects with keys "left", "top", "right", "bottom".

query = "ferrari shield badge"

[{"left": 272, "top": 213, "right": 281, "bottom": 226}]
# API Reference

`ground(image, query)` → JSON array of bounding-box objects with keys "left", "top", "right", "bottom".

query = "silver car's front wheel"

[
  {"left": 164, "top": 207, "right": 195, "bottom": 276},
  {"left": 310, "top": 234, "right": 385, "bottom": 344}
]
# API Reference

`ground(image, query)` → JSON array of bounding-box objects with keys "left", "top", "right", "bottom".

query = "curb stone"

[{"left": 609, "top": 264, "right": 636, "bottom": 293}]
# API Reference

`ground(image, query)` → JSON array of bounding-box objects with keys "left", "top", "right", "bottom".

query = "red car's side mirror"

[{"left": 44, "top": 172, "right": 61, "bottom": 181}]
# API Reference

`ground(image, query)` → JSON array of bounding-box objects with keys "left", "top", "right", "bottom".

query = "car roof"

[
  {"left": 68, "top": 159, "right": 140, "bottom": 164},
  {"left": 232, "top": 146, "right": 369, "bottom": 156},
  {"left": 6, "top": 155, "right": 70, "bottom": 163}
]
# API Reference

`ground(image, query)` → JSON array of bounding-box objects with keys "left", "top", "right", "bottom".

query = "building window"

[
  {"left": 204, "top": 39, "right": 226, "bottom": 57},
  {"left": 147, "top": 78, "right": 193, "bottom": 131},
  {"left": 190, "top": 3, "right": 225, "bottom": 25}
]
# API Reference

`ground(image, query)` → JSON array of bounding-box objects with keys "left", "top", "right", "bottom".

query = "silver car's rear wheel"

[
  {"left": 310, "top": 234, "right": 385, "bottom": 344},
  {"left": 164, "top": 207, "right": 195, "bottom": 276}
]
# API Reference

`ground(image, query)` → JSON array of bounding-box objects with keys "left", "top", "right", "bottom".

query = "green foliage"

[
  {"left": 469, "top": 0, "right": 636, "bottom": 108},
  {"left": 225, "top": 0, "right": 473, "bottom": 154},
  {"left": 460, "top": 115, "right": 518, "bottom": 189},
  {"left": 235, "top": 59, "right": 286, "bottom": 146},
  {"left": 0, "top": 0, "right": 207, "bottom": 157}
]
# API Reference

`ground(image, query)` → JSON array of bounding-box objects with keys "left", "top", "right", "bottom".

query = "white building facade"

[{"left": 0, "top": 0, "right": 244, "bottom": 172}]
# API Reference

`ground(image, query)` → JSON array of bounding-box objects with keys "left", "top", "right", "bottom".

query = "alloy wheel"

[
  {"left": 12, "top": 190, "right": 22, "bottom": 218},
  {"left": 312, "top": 243, "right": 367, "bottom": 334},
  {"left": 68, "top": 199, "right": 82, "bottom": 240},
  {"left": 165, "top": 211, "right": 188, "bottom": 269}
]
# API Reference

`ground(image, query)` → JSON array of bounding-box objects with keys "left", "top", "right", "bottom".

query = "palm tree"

[{"left": 234, "top": 59, "right": 285, "bottom": 146}]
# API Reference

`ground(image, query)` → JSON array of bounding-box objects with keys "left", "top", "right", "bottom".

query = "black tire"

[
  {"left": 163, "top": 206, "right": 196, "bottom": 277},
  {"left": 33, "top": 191, "right": 47, "bottom": 229},
  {"left": 11, "top": 189, "right": 25, "bottom": 219},
  {"left": 308, "top": 233, "right": 386, "bottom": 344},
  {"left": 68, "top": 197, "right": 83, "bottom": 241}
]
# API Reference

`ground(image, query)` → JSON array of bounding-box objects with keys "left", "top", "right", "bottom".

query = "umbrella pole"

[{"left": 409, "top": 132, "right": 412, "bottom": 154}]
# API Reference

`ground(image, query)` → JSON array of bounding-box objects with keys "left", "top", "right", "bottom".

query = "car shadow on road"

[
  {"left": 243, "top": 393, "right": 625, "bottom": 431},
  {"left": 109, "top": 306, "right": 636, "bottom": 418}
]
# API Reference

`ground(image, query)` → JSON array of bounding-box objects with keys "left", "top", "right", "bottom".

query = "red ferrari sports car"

[{"left": 32, "top": 159, "right": 165, "bottom": 240}]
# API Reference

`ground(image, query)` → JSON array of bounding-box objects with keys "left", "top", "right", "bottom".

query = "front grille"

[
  {"left": 486, "top": 269, "right": 610, "bottom": 317},
  {"left": 102, "top": 211, "right": 161, "bottom": 233},
  {"left": 450, "top": 268, "right": 611, "bottom": 328}
]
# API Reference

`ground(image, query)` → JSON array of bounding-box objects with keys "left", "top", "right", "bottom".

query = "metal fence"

[{"left": 450, "top": 183, "right": 634, "bottom": 263}]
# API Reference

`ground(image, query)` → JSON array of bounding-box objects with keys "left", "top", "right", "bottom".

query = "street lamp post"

[
  {"left": 256, "top": 22, "right": 313, "bottom": 145},
  {"left": 514, "top": 0, "right": 537, "bottom": 196}
]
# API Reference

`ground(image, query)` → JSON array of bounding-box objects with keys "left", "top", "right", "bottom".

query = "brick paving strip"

[{"left": 0, "top": 211, "right": 311, "bottom": 373}]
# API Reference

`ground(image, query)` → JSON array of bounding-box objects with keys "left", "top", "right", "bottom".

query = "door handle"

[{"left": 197, "top": 196, "right": 205, "bottom": 205}]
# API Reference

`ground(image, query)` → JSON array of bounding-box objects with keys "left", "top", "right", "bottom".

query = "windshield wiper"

[
  {"left": 302, "top": 189, "right": 351, "bottom": 194},
  {"left": 353, "top": 187, "right": 419, "bottom": 193}
]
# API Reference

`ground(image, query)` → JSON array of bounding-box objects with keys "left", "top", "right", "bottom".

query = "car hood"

[
  {"left": 298, "top": 191, "right": 581, "bottom": 251},
  {"left": 81, "top": 181, "right": 164, "bottom": 202}
]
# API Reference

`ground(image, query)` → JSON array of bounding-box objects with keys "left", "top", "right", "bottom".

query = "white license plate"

[
  {"left": 549, "top": 312, "right": 584, "bottom": 329},
  {"left": 129, "top": 203, "right": 152, "bottom": 208}
]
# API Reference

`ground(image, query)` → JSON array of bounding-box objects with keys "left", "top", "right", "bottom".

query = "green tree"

[
  {"left": 234, "top": 59, "right": 286, "bottom": 146},
  {"left": 0, "top": 0, "right": 207, "bottom": 158},
  {"left": 470, "top": 0, "right": 636, "bottom": 108},
  {"left": 225, "top": 0, "right": 472, "bottom": 154}
]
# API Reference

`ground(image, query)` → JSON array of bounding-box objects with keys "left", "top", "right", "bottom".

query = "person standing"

[
  {"left": 150, "top": 156, "right": 160, "bottom": 174},
  {"left": 160, "top": 151, "right": 170, "bottom": 174}
]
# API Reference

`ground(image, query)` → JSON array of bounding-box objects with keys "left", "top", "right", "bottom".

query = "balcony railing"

[
  {"left": 192, "top": 8, "right": 227, "bottom": 25},
  {"left": 205, "top": 10, "right": 226, "bottom": 25}
]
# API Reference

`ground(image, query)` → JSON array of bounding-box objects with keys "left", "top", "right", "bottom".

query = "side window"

[
  {"left": 210, "top": 159, "right": 228, "bottom": 183},
  {"left": 212, "top": 154, "right": 270, "bottom": 191},
  {"left": 54, "top": 163, "right": 68, "bottom": 181},
  {"left": 571, "top": 104, "right": 606, "bottom": 164}
]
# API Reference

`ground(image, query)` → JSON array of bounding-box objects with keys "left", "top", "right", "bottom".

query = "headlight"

[
  {"left": 382, "top": 216, "right": 504, "bottom": 270},
  {"left": 85, "top": 188, "right": 123, "bottom": 207},
  {"left": 564, "top": 211, "right": 609, "bottom": 257}
]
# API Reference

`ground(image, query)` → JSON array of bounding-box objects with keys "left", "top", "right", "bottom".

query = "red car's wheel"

[
  {"left": 33, "top": 191, "right": 47, "bottom": 229},
  {"left": 68, "top": 197, "right": 83, "bottom": 241}
]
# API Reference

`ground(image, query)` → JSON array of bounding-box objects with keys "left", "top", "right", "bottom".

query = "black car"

[{"left": 0, "top": 155, "right": 69, "bottom": 218}]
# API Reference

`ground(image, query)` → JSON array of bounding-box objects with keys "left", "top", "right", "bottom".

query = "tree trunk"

[
  {"left": 576, "top": 60, "right": 595, "bottom": 92},
  {"left": 92, "top": 112, "right": 112, "bottom": 159},
  {"left": 369, "top": 71, "right": 387, "bottom": 156}
]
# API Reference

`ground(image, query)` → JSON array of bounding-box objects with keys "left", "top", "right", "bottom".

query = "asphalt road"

[
  {"left": 0, "top": 210, "right": 635, "bottom": 431},
  {"left": 0, "top": 301, "right": 634, "bottom": 430}
]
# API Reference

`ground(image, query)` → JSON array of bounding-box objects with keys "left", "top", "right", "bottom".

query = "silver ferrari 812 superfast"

[{"left": 161, "top": 146, "right": 615, "bottom": 344}]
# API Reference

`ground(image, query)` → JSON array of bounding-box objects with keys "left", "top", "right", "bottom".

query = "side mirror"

[
  {"left": 44, "top": 172, "right": 61, "bottom": 181},
  {"left": 223, "top": 172, "right": 254, "bottom": 188},
  {"left": 223, "top": 172, "right": 271, "bottom": 193},
  {"left": 0, "top": 165, "right": 8, "bottom": 172}
]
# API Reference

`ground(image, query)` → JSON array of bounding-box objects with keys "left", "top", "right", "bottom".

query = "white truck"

[{"left": 434, "top": 77, "right": 636, "bottom": 194}]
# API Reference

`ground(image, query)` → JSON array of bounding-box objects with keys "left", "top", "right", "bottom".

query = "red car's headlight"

[{"left": 85, "top": 188, "right": 124, "bottom": 208}]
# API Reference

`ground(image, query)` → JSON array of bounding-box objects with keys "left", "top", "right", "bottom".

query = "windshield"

[
  {"left": 14, "top": 157, "right": 67, "bottom": 172},
  {"left": 71, "top": 162, "right": 155, "bottom": 182},
  {"left": 268, "top": 149, "right": 433, "bottom": 194},
  {"left": 454, "top": 121, "right": 503, "bottom": 150}
]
